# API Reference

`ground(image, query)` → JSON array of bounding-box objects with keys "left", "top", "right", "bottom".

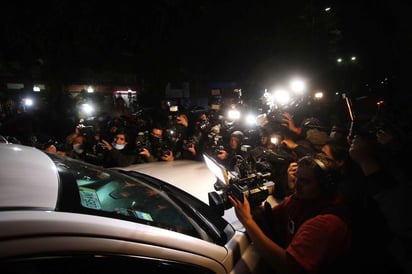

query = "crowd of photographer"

[
  {"left": 228, "top": 108, "right": 411, "bottom": 273},
  {"left": 1, "top": 94, "right": 411, "bottom": 274}
]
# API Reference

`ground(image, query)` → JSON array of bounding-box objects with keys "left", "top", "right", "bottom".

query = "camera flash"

[{"left": 270, "top": 137, "right": 279, "bottom": 145}]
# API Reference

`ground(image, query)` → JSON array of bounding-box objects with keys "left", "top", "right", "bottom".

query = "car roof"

[
  {"left": 116, "top": 160, "right": 218, "bottom": 205},
  {"left": 115, "top": 160, "right": 245, "bottom": 229},
  {"left": 0, "top": 143, "right": 59, "bottom": 209}
]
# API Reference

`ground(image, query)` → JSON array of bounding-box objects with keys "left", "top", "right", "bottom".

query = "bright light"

[
  {"left": 263, "top": 89, "right": 274, "bottom": 107},
  {"left": 33, "top": 86, "right": 40, "bottom": 92},
  {"left": 87, "top": 86, "right": 94, "bottom": 93},
  {"left": 351, "top": 56, "right": 357, "bottom": 61},
  {"left": 81, "top": 103, "right": 94, "bottom": 115},
  {"left": 245, "top": 113, "right": 256, "bottom": 126},
  {"left": 289, "top": 79, "right": 306, "bottom": 94},
  {"left": 203, "top": 154, "right": 228, "bottom": 184},
  {"left": 270, "top": 136, "right": 279, "bottom": 145},
  {"left": 255, "top": 113, "right": 269, "bottom": 127},
  {"left": 337, "top": 58, "right": 343, "bottom": 63},
  {"left": 23, "top": 98, "right": 33, "bottom": 106},
  {"left": 227, "top": 109, "right": 241, "bottom": 120},
  {"left": 314, "top": 92, "right": 324, "bottom": 99},
  {"left": 273, "top": 89, "right": 290, "bottom": 105},
  {"left": 325, "top": 7, "right": 331, "bottom": 12}
]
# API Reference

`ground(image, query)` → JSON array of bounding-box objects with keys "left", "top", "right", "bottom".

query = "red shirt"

[{"left": 272, "top": 194, "right": 351, "bottom": 273}]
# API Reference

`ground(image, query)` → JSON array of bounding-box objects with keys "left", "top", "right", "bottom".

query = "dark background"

[{"left": 1, "top": 0, "right": 411, "bottom": 108}]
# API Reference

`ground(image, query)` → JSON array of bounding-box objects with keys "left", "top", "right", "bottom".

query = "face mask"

[
  {"left": 73, "top": 143, "right": 84, "bottom": 154},
  {"left": 112, "top": 142, "right": 125, "bottom": 150}
]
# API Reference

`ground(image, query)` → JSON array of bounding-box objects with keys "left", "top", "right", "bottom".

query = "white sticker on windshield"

[
  {"left": 79, "top": 187, "right": 102, "bottom": 209},
  {"left": 134, "top": 210, "right": 153, "bottom": 222}
]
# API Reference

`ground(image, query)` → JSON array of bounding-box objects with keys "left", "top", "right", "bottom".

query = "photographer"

[
  {"left": 281, "top": 116, "right": 330, "bottom": 159},
  {"left": 65, "top": 124, "right": 93, "bottom": 161},
  {"left": 249, "top": 129, "right": 295, "bottom": 199},
  {"left": 282, "top": 112, "right": 329, "bottom": 146},
  {"left": 100, "top": 128, "right": 138, "bottom": 168},
  {"left": 229, "top": 153, "right": 352, "bottom": 274},
  {"left": 138, "top": 123, "right": 175, "bottom": 162},
  {"left": 165, "top": 112, "right": 189, "bottom": 160},
  {"left": 181, "top": 111, "right": 211, "bottom": 161},
  {"left": 281, "top": 112, "right": 302, "bottom": 137},
  {"left": 43, "top": 139, "right": 67, "bottom": 156},
  {"left": 349, "top": 134, "right": 411, "bottom": 274},
  {"left": 216, "top": 130, "right": 244, "bottom": 170}
]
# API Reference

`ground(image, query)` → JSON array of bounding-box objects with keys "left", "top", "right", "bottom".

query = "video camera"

[
  {"left": 206, "top": 132, "right": 225, "bottom": 155},
  {"left": 203, "top": 154, "right": 275, "bottom": 216}
]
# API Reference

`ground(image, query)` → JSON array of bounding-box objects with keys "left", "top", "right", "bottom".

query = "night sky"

[{"left": 1, "top": 1, "right": 411, "bottom": 102}]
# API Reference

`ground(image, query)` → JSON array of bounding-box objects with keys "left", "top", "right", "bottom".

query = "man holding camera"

[
  {"left": 216, "top": 130, "right": 244, "bottom": 170},
  {"left": 138, "top": 123, "right": 175, "bottom": 162},
  {"left": 229, "top": 153, "right": 351, "bottom": 273}
]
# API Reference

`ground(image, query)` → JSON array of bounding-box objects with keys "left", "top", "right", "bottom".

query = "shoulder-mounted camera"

[{"left": 203, "top": 154, "right": 275, "bottom": 216}]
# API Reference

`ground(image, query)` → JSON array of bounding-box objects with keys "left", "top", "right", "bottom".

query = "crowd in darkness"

[{"left": 1, "top": 91, "right": 412, "bottom": 273}]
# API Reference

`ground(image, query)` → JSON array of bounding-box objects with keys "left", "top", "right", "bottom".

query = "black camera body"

[
  {"left": 199, "top": 119, "right": 210, "bottom": 132},
  {"left": 203, "top": 153, "right": 274, "bottom": 216},
  {"left": 168, "top": 105, "right": 180, "bottom": 125},
  {"left": 182, "top": 137, "right": 197, "bottom": 150},
  {"left": 208, "top": 172, "right": 275, "bottom": 216},
  {"left": 135, "top": 131, "right": 150, "bottom": 153},
  {"left": 96, "top": 141, "right": 105, "bottom": 149},
  {"left": 214, "top": 145, "right": 225, "bottom": 155},
  {"left": 161, "top": 143, "right": 172, "bottom": 156},
  {"left": 266, "top": 110, "right": 285, "bottom": 124},
  {"left": 207, "top": 132, "right": 225, "bottom": 155},
  {"left": 203, "top": 154, "right": 275, "bottom": 216},
  {"left": 78, "top": 125, "right": 94, "bottom": 136}
]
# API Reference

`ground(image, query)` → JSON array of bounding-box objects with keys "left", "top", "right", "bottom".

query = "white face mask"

[
  {"left": 112, "top": 142, "right": 125, "bottom": 150},
  {"left": 73, "top": 143, "right": 84, "bottom": 154}
]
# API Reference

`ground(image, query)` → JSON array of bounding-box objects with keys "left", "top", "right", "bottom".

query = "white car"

[{"left": 0, "top": 143, "right": 267, "bottom": 274}]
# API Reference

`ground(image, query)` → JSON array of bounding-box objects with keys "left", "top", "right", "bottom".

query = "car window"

[
  {"left": 48, "top": 153, "right": 235, "bottom": 245},
  {"left": 78, "top": 176, "right": 198, "bottom": 236},
  {"left": 50, "top": 154, "right": 199, "bottom": 237}
]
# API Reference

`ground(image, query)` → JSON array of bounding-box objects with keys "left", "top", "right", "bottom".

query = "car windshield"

[{"left": 47, "top": 153, "right": 234, "bottom": 245}]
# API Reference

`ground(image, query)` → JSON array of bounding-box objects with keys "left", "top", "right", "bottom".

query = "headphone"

[
  {"left": 312, "top": 157, "right": 336, "bottom": 190},
  {"left": 299, "top": 155, "right": 337, "bottom": 192}
]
